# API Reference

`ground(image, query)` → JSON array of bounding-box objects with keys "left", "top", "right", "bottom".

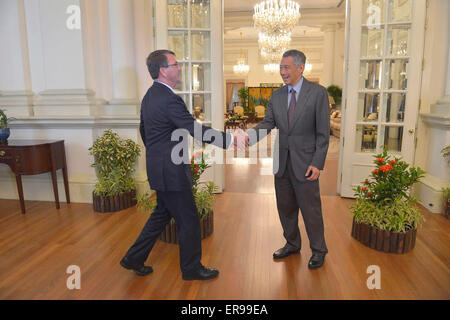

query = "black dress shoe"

[
  {"left": 308, "top": 254, "right": 325, "bottom": 269},
  {"left": 182, "top": 266, "right": 219, "bottom": 280},
  {"left": 120, "top": 257, "right": 153, "bottom": 276},
  {"left": 273, "top": 246, "right": 300, "bottom": 259}
]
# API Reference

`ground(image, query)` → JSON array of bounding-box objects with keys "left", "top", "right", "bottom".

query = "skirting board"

[
  {"left": 0, "top": 172, "right": 152, "bottom": 204},
  {"left": 415, "top": 174, "right": 449, "bottom": 214}
]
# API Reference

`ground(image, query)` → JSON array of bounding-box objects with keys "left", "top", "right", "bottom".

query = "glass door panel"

[
  {"left": 191, "top": 31, "right": 211, "bottom": 60},
  {"left": 190, "top": 0, "right": 210, "bottom": 28},
  {"left": 386, "top": 25, "right": 410, "bottom": 56},
  {"left": 358, "top": 93, "right": 380, "bottom": 121},
  {"left": 356, "top": 124, "right": 378, "bottom": 152},
  {"left": 362, "top": 0, "right": 385, "bottom": 25},
  {"left": 384, "top": 59, "right": 408, "bottom": 90},
  {"left": 360, "top": 60, "right": 382, "bottom": 90},
  {"left": 168, "top": 30, "right": 189, "bottom": 60},
  {"left": 191, "top": 63, "right": 211, "bottom": 91},
  {"left": 382, "top": 92, "right": 406, "bottom": 122},
  {"left": 381, "top": 125, "right": 403, "bottom": 152},
  {"left": 387, "top": 0, "right": 411, "bottom": 22},
  {"left": 193, "top": 93, "right": 211, "bottom": 122},
  {"left": 168, "top": 0, "right": 188, "bottom": 28},
  {"left": 361, "top": 26, "right": 384, "bottom": 57}
]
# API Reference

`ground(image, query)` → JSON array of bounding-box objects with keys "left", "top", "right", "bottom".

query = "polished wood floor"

[{"left": 0, "top": 147, "right": 449, "bottom": 299}]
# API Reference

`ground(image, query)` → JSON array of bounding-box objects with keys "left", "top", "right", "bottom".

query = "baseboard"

[
  {"left": 0, "top": 172, "right": 152, "bottom": 204},
  {"left": 414, "top": 174, "right": 448, "bottom": 214}
]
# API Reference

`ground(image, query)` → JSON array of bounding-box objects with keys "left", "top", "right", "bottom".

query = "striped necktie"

[{"left": 288, "top": 88, "right": 296, "bottom": 126}]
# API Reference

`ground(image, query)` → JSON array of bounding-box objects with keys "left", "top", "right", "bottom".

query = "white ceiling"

[{"left": 224, "top": 0, "right": 344, "bottom": 12}]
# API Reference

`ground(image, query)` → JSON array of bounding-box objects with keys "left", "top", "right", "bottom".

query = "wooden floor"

[{"left": 0, "top": 149, "right": 449, "bottom": 299}]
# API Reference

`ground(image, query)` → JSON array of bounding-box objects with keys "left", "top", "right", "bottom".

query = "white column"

[
  {"left": 106, "top": 0, "right": 139, "bottom": 115},
  {"left": 0, "top": 0, "right": 34, "bottom": 117},
  {"left": 321, "top": 24, "right": 335, "bottom": 88}
]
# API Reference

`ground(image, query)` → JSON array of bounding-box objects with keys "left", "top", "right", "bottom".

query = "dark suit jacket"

[
  {"left": 140, "top": 81, "right": 231, "bottom": 191},
  {"left": 249, "top": 78, "right": 330, "bottom": 181}
]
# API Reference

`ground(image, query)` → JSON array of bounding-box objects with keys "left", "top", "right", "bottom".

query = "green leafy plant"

[
  {"left": 137, "top": 150, "right": 218, "bottom": 219},
  {"left": 441, "top": 145, "right": 449, "bottom": 164},
  {"left": 350, "top": 147, "right": 426, "bottom": 233},
  {"left": 0, "top": 109, "right": 16, "bottom": 129},
  {"left": 443, "top": 187, "right": 450, "bottom": 203},
  {"left": 327, "top": 85, "right": 342, "bottom": 106},
  {"left": 238, "top": 86, "right": 249, "bottom": 113},
  {"left": 136, "top": 192, "right": 156, "bottom": 213},
  {"left": 89, "top": 129, "right": 141, "bottom": 196}
]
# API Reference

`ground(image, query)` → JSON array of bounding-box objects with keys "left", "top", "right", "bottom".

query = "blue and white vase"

[{"left": 0, "top": 128, "right": 10, "bottom": 142}]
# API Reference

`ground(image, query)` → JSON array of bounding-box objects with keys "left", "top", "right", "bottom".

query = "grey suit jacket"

[{"left": 249, "top": 78, "right": 330, "bottom": 182}]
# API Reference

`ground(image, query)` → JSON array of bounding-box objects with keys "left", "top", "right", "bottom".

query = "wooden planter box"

[
  {"left": 159, "top": 211, "right": 214, "bottom": 244},
  {"left": 93, "top": 190, "right": 137, "bottom": 213},
  {"left": 351, "top": 217, "right": 417, "bottom": 254}
]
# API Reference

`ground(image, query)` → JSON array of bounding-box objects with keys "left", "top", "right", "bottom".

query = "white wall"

[
  {"left": 0, "top": 0, "right": 153, "bottom": 203},
  {"left": 414, "top": 0, "right": 450, "bottom": 213}
]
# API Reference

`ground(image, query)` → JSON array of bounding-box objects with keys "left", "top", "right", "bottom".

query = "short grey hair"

[{"left": 282, "top": 50, "right": 306, "bottom": 67}]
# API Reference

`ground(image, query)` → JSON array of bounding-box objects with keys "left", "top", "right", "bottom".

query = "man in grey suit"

[{"left": 243, "top": 49, "right": 330, "bottom": 269}]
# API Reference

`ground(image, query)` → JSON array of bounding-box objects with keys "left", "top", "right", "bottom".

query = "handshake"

[{"left": 232, "top": 128, "right": 249, "bottom": 150}]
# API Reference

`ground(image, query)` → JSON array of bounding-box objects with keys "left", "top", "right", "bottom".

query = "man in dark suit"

[
  {"left": 120, "top": 49, "right": 234, "bottom": 280},
  {"left": 245, "top": 49, "right": 330, "bottom": 269}
]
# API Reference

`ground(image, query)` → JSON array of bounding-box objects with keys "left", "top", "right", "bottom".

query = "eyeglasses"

[{"left": 163, "top": 63, "right": 179, "bottom": 68}]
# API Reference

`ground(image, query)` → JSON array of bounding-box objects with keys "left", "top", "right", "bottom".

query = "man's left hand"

[{"left": 305, "top": 165, "right": 321, "bottom": 181}]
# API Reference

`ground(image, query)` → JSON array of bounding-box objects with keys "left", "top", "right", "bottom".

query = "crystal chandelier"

[
  {"left": 233, "top": 33, "right": 249, "bottom": 75},
  {"left": 258, "top": 32, "right": 291, "bottom": 53},
  {"left": 254, "top": 1, "right": 301, "bottom": 73},
  {"left": 233, "top": 55, "right": 250, "bottom": 74},
  {"left": 260, "top": 47, "right": 285, "bottom": 62},
  {"left": 253, "top": 0, "right": 301, "bottom": 35},
  {"left": 264, "top": 63, "right": 279, "bottom": 73}
]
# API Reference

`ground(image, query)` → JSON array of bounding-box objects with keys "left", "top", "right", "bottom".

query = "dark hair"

[
  {"left": 282, "top": 49, "right": 306, "bottom": 67},
  {"left": 146, "top": 49, "right": 175, "bottom": 80}
]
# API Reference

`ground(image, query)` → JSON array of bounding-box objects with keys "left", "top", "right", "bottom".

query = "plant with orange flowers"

[{"left": 350, "top": 148, "right": 426, "bottom": 233}]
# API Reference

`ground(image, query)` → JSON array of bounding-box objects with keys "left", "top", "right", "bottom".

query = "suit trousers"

[
  {"left": 123, "top": 189, "right": 202, "bottom": 273},
  {"left": 274, "top": 154, "right": 328, "bottom": 256}
]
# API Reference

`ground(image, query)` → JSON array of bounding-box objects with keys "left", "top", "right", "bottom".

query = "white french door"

[{"left": 339, "top": 0, "right": 426, "bottom": 197}]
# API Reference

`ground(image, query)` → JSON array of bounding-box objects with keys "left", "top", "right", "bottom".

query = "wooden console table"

[{"left": 0, "top": 140, "right": 70, "bottom": 213}]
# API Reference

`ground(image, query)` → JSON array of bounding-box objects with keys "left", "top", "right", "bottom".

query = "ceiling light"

[{"left": 253, "top": 0, "right": 301, "bottom": 35}]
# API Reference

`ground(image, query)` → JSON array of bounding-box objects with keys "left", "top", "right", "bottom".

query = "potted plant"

[
  {"left": 137, "top": 151, "right": 218, "bottom": 243},
  {"left": 443, "top": 187, "right": 450, "bottom": 219},
  {"left": 89, "top": 129, "right": 141, "bottom": 212},
  {"left": 238, "top": 86, "right": 249, "bottom": 113},
  {"left": 0, "top": 109, "right": 16, "bottom": 142},
  {"left": 350, "top": 148, "right": 426, "bottom": 254},
  {"left": 327, "top": 85, "right": 342, "bottom": 106},
  {"left": 441, "top": 145, "right": 449, "bottom": 163}
]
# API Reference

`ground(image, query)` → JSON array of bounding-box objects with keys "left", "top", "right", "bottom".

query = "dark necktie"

[{"left": 288, "top": 88, "right": 296, "bottom": 126}]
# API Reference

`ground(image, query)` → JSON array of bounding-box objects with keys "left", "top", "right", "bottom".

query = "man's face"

[
  {"left": 280, "top": 56, "right": 304, "bottom": 86},
  {"left": 160, "top": 54, "right": 181, "bottom": 87}
]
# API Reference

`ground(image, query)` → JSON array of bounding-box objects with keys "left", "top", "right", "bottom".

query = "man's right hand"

[{"left": 233, "top": 128, "right": 249, "bottom": 150}]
